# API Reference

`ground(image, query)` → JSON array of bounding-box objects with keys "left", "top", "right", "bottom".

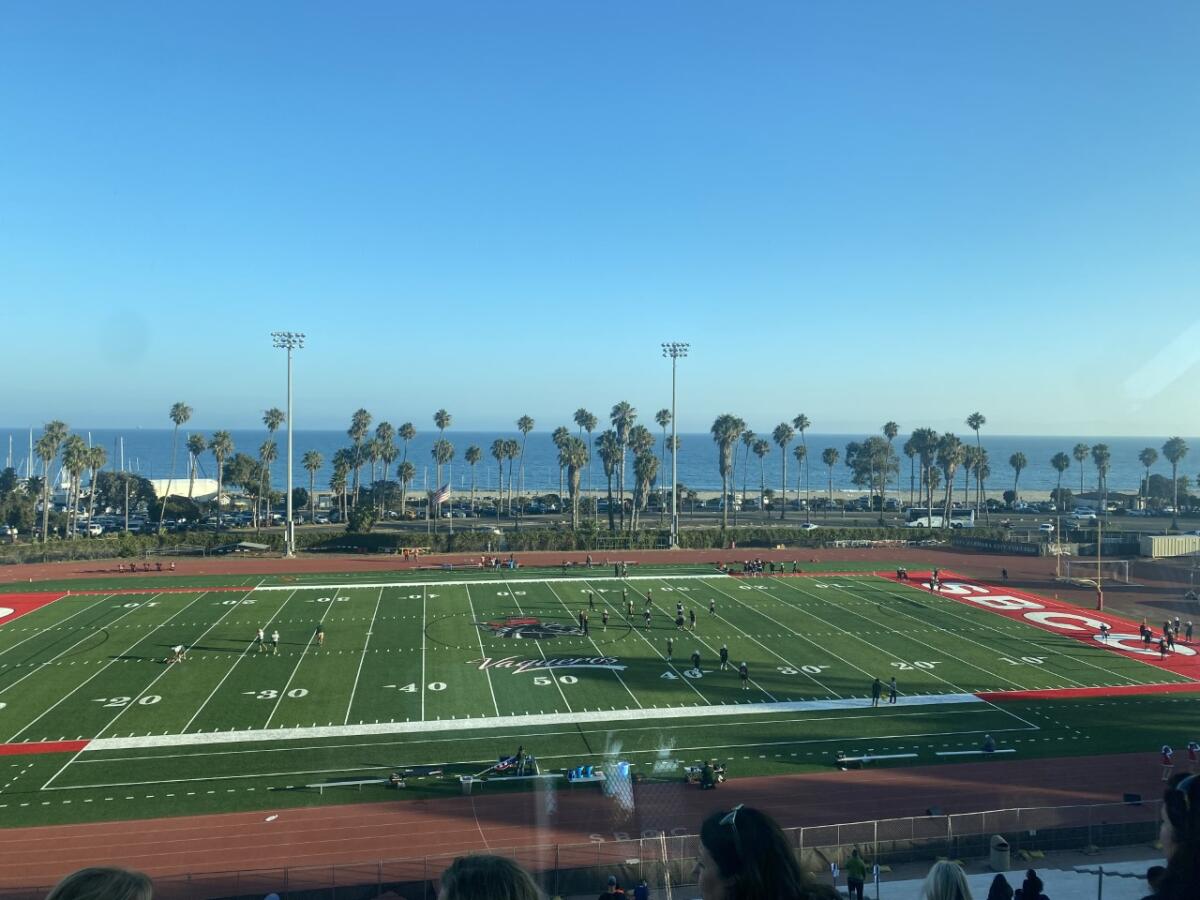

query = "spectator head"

[
  {"left": 1157, "top": 773, "right": 1200, "bottom": 898},
  {"left": 696, "top": 804, "right": 832, "bottom": 900},
  {"left": 1146, "top": 866, "right": 1166, "bottom": 892},
  {"left": 850, "top": 849, "right": 860, "bottom": 859},
  {"left": 985, "top": 873, "right": 1012, "bottom": 900},
  {"left": 1020, "top": 870, "right": 1042, "bottom": 898},
  {"left": 46, "top": 868, "right": 153, "bottom": 900},
  {"left": 607, "top": 877, "right": 618, "bottom": 889},
  {"left": 920, "top": 861, "right": 973, "bottom": 900},
  {"left": 439, "top": 855, "right": 542, "bottom": 900}
]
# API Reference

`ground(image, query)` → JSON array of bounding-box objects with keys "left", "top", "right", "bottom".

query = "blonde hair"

[
  {"left": 439, "top": 855, "right": 543, "bottom": 900},
  {"left": 46, "top": 868, "right": 153, "bottom": 900},
  {"left": 921, "top": 861, "right": 973, "bottom": 900}
]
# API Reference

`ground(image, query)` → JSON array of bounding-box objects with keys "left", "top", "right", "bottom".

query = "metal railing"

[{"left": 0, "top": 799, "right": 1162, "bottom": 900}]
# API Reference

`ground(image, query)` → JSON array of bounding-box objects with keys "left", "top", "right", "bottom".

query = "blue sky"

[{"left": 2, "top": 2, "right": 1198, "bottom": 435}]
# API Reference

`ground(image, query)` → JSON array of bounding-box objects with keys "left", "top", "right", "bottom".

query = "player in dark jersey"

[
  {"left": 643, "top": 608, "right": 652, "bottom": 628},
  {"left": 709, "top": 597, "right": 716, "bottom": 615},
  {"left": 739, "top": 661, "right": 749, "bottom": 690},
  {"left": 689, "top": 609, "right": 697, "bottom": 630},
  {"left": 690, "top": 650, "right": 701, "bottom": 673},
  {"left": 588, "top": 591, "right": 595, "bottom": 610},
  {"left": 666, "top": 636, "right": 673, "bottom": 661},
  {"left": 719, "top": 644, "right": 729, "bottom": 670},
  {"left": 602, "top": 608, "right": 609, "bottom": 631},
  {"left": 675, "top": 612, "right": 685, "bottom": 630}
]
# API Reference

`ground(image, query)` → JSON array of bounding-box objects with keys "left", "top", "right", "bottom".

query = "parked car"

[
  {"left": 1038, "top": 522, "right": 1055, "bottom": 533},
  {"left": 798, "top": 522, "right": 820, "bottom": 531}
]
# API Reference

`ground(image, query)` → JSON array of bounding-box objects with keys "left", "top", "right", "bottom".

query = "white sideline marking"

[
  {"left": 251, "top": 573, "right": 727, "bottom": 592},
  {"left": 83, "top": 692, "right": 982, "bottom": 752}
]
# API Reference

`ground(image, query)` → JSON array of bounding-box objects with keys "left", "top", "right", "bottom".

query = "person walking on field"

[
  {"left": 888, "top": 676, "right": 898, "bottom": 703},
  {"left": 871, "top": 677, "right": 882, "bottom": 707},
  {"left": 709, "top": 597, "right": 716, "bottom": 615},
  {"left": 589, "top": 591, "right": 595, "bottom": 610},
  {"left": 739, "top": 661, "right": 750, "bottom": 690},
  {"left": 315, "top": 623, "right": 324, "bottom": 647},
  {"left": 845, "top": 848, "right": 867, "bottom": 900},
  {"left": 666, "top": 636, "right": 673, "bottom": 662},
  {"left": 271, "top": 629, "right": 280, "bottom": 655},
  {"left": 691, "top": 650, "right": 701, "bottom": 674},
  {"left": 689, "top": 608, "right": 697, "bottom": 630},
  {"left": 1162, "top": 744, "right": 1175, "bottom": 781},
  {"left": 719, "top": 644, "right": 730, "bottom": 671},
  {"left": 602, "top": 608, "right": 609, "bottom": 631},
  {"left": 255, "top": 627, "right": 266, "bottom": 653}
]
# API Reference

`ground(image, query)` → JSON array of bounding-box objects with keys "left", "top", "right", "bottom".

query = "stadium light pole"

[
  {"left": 272, "top": 331, "right": 305, "bottom": 558},
  {"left": 662, "top": 342, "right": 689, "bottom": 548}
]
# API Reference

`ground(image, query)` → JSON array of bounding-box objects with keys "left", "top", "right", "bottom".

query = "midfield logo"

[
  {"left": 469, "top": 655, "right": 627, "bottom": 673},
  {"left": 476, "top": 616, "right": 585, "bottom": 640}
]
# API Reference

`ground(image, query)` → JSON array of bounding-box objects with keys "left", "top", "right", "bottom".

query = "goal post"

[{"left": 1064, "top": 558, "right": 1128, "bottom": 584}]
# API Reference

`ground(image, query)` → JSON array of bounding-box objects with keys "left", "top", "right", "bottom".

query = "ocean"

[{"left": 3, "top": 428, "right": 1195, "bottom": 500}]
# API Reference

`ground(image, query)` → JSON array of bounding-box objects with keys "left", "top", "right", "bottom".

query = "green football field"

[{"left": 0, "top": 570, "right": 1193, "bottom": 827}]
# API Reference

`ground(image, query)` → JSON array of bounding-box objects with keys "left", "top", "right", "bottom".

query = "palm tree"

[
  {"left": 348, "top": 409, "right": 372, "bottom": 503},
  {"left": 302, "top": 450, "right": 324, "bottom": 525},
  {"left": 374, "top": 422, "right": 396, "bottom": 511},
  {"left": 465, "top": 445, "right": 482, "bottom": 514},
  {"left": 710, "top": 415, "right": 741, "bottom": 530},
  {"left": 1009, "top": 452, "right": 1027, "bottom": 507},
  {"left": 821, "top": 448, "right": 839, "bottom": 520},
  {"left": 1050, "top": 451, "right": 1070, "bottom": 512},
  {"left": 882, "top": 421, "right": 899, "bottom": 510},
  {"left": 209, "top": 431, "right": 234, "bottom": 533},
  {"left": 552, "top": 427, "right": 570, "bottom": 508},
  {"left": 937, "top": 434, "right": 964, "bottom": 527},
  {"left": 903, "top": 438, "right": 917, "bottom": 508},
  {"left": 1091, "top": 444, "right": 1111, "bottom": 520},
  {"left": 398, "top": 423, "right": 416, "bottom": 467},
  {"left": 738, "top": 428, "right": 756, "bottom": 524},
  {"left": 632, "top": 451, "right": 659, "bottom": 531},
  {"left": 62, "top": 435, "right": 88, "bottom": 537},
  {"left": 966, "top": 412, "right": 986, "bottom": 514},
  {"left": 574, "top": 408, "right": 598, "bottom": 519},
  {"left": 753, "top": 439, "right": 770, "bottom": 521},
  {"left": 961, "top": 446, "right": 977, "bottom": 513},
  {"left": 432, "top": 410, "right": 452, "bottom": 515},
  {"left": 1073, "top": 443, "right": 1090, "bottom": 496},
  {"left": 490, "top": 439, "right": 506, "bottom": 518},
  {"left": 792, "top": 414, "right": 811, "bottom": 522},
  {"left": 85, "top": 445, "right": 106, "bottom": 533},
  {"left": 431, "top": 439, "right": 455, "bottom": 524},
  {"left": 976, "top": 462, "right": 991, "bottom": 514},
  {"left": 562, "top": 437, "right": 590, "bottom": 529},
  {"left": 332, "top": 447, "right": 355, "bottom": 521},
  {"left": 910, "top": 428, "right": 939, "bottom": 519},
  {"left": 397, "top": 460, "right": 416, "bottom": 519},
  {"left": 1138, "top": 447, "right": 1158, "bottom": 507},
  {"left": 609, "top": 402, "right": 636, "bottom": 529},
  {"left": 503, "top": 439, "right": 520, "bottom": 516},
  {"left": 35, "top": 421, "right": 68, "bottom": 542},
  {"left": 259, "top": 407, "right": 285, "bottom": 526},
  {"left": 625, "top": 425, "right": 654, "bottom": 533},
  {"left": 186, "top": 434, "right": 207, "bottom": 500},
  {"left": 516, "top": 415, "right": 534, "bottom": 529},
  {"left": 258, "top": 440, "right": 278, "bottom": 528},
  {"left": 773, "top": 423, "right": 795, "bottom": 519},
  {"left": 158, "top": 401, "right": 192, "bottom": 531},
  {"left": 1162, "top": 437, "right": 1189, "bottom": 530},
  {"left": 596, "top": 430, "right": 621, "bottom": 532},
  {"left": 793, "top": 444, "right": 807, "bottom": 518},
  {"left": 655, "top": 408, "right": 671, "bottom": 524}
]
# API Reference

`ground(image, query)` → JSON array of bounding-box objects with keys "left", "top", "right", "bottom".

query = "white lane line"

[
  {"left": 464, "top": 585, "right": 501, "bottom": 717},
  {"left": 344, "top": 587, "right": 384, "bottom": 725}
]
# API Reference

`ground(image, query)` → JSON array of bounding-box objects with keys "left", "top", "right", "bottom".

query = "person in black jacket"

[{"left": 1146, "top": 773, "right": 1200, "bottom": 900}]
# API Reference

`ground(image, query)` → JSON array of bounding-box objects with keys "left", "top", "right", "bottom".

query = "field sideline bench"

[
  {"left": 837, "top": 752, "right": 918, "bottom": 769},
  {"left": 935, "top": 749, "right": 1017, "bottom": 757},
  {"left": 306, "top": 778, "right": 389, "bottom": 794}
]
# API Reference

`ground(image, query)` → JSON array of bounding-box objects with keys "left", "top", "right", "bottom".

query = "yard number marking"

[
  {"left": 890, "top": 661, "right": 941, "bottom": 670},
  {"left": 93, "top": 695, "right": 161, "bottom": 707},
  {"left": 244, "top": 688, "right": 309, "bottom": 700},
  {"left": 999, "top": 656, "right": 1046, "bottom": 665},
  {"left": 777, "top": 665, "right": 830, "bottom": 675},
  {"left": 533, "top": 675, "right": 578, "bottom": 685}
]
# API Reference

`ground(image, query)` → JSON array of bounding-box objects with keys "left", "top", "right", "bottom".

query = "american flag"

[{"left": 429, "top": 483, "right": 451, "bottom": 505}]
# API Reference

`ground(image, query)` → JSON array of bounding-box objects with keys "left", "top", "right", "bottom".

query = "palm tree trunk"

[
  {"left": 606, "top": 473, "right": 615, "bottom": 532},
  {"left": 780, "top": 453, "right": 787, "bottom": 521}
]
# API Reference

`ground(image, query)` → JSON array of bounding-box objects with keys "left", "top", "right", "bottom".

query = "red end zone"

[
  {"left": 0, "top": 593, "right": 69, "bottom": 628},
  {"left": 878, "top": 571, "right": 1200, "bottom": 684}
]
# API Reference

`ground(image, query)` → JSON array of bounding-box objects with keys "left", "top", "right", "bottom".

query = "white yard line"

[
  {"left": 180, "top": 590, "right": 295, "bottom": 734},
  {"left": 343, "top": 587, "right": 385, "bottom": 724},
  {"left": 0, "top": 594, "right": 165, "bottom": 700},
  {"left": 6, "top": 592, "right": 205, "bottom": 742},
  {"left": 501, "top": 579, "right": 574, "bottom": 712},
  {"left": 464, "top": 585, "right": 501, "bottom": 717},
  {"left": 544, "top": 582, "right": 640, "bottom": 708},
  {"left": 581, "top": 577, "right": 713, "bottom": 705},
  {"left": 76, "top": 706, "right": 1004, "bottom": 766},
  {"left": 421, "top": 585, "right": 427, "bottom": 722},
  {"left": 252, "top": 573, "right": 726, "bottom": 592},
  {"left": 0, "top": 594, "right": 116, "bottom": 659},
  {"left": 264, "top": 591, "right": 339, "bottom": 728},
  {"left": 80, "top": 691, "right": 986, "bottom": 752}
]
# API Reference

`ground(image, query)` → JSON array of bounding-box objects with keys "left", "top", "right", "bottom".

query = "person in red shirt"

[
  {"left": 1161, "top": 745, "right": 1175, "bottom": 781},
  {"left": 1187, "top": 740, "right": 1199, "bottom": 772}
]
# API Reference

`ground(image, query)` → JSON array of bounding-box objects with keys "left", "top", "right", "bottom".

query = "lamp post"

[
  {"left": 271, "top": 331, "right": 304, "bottom": 558},
  {"left": 662, "top": 342, "right": 689, "bottom": 548}
]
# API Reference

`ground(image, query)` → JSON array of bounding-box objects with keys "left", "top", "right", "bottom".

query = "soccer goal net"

[{"left": 1063, "top": 558, "right": 1129, "bottom": 584}]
